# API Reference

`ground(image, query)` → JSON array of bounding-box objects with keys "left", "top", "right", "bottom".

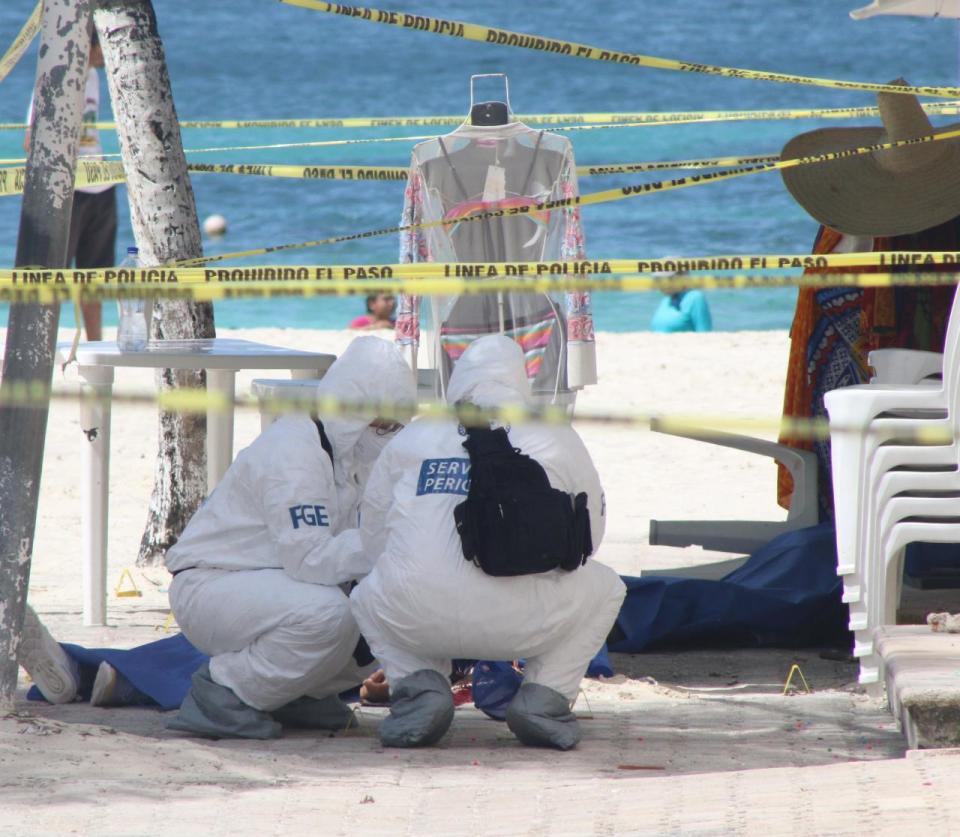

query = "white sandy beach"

[{"left": 11, "top": 326, "right": 955, "bottom": 835}]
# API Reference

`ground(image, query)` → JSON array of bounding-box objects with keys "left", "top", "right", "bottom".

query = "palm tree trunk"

[{"left": 94, "top": 0, "right": 215, "bottom": 566}]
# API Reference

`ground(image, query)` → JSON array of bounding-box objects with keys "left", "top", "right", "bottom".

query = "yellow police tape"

[
  {"left": 1, "top": 269, "right": 959, "bottom": 306},
  {"left": 0, "top": 379, "right": 953, "bottom": 444},
  {"left": 95, "top": 112, "right": 859, "bottom": 157},
  {"left": 0, "top": 160, "right": 124, "bottom": 195},
  {"left": 5, "top": 101, "right": 960, "bottom": 131},
  {"left": 5, "top": 250, "right": 960, "bottom": 287},
  {"left": 0, "top": 161, "right": 408, "bottom": 195},
  {"left": 123, "top": 107, "right": 960, "bottom": 154},
  {"left": 1, "top": 125, "right": 777, "bottom": 162},
  {"left": 578, "top": 155, "right": 781, "bottom": 175},
  {"left": 0, "top": 2, "right": 40, "bottom": 86},
  {"left": 4, "top": 134, "right": 959, "bottom": 268},
  {"left": 282, "top": 0, "right": 960, "bottom": 99},
  {"left": 181, "top": 155, "right": 783, "bottom": 179},
  {"left": 0, "top": 133, "right": 435, "bottom": 164},
  {"left": 5, "top": 97, "right": 960, "bottom": 160},
  {"left": 6, "top": 98, "right": 958, "bottom": 162},
  {"left": 170, "top": 125, "right": 960, "bottom": 267},
  {"left": 0, "top": 155, "right": 790, "bottom": 197}
]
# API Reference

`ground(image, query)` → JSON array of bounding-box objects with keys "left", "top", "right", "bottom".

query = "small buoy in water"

[{"left": 203, "top": 214, "right": 228, "bottom": 237}]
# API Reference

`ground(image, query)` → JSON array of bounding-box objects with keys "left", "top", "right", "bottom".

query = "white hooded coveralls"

[
  {"left": 351, "top": 336, "right": 626, "bottom": 701},
  {"left": 166, "top": 337, "right": 415, "bottom": 711}
]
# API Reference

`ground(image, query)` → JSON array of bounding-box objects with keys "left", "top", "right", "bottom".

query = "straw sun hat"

[{"left": 780, "top": 80, "right": 960, "bottom": 237}]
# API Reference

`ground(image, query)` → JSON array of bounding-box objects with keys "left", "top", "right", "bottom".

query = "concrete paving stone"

[{"left": 877, "top": 625, "right": 960, "bottom": 749}]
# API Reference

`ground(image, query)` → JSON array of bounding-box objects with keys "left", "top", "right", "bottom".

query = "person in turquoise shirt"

[{"left": 651, "top": 287, "right": 713, "bottom": 333}]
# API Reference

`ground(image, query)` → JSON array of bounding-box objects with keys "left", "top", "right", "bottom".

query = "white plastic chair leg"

[{"left": 647, "top": 419, "right": 819, "bottom": 554}]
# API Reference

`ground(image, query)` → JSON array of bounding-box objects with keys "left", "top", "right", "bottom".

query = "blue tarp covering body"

[
  {"left": 905, "top": 541, "right": 960, "bottom": 581},
  {"left": 28, "top": 633, "right": 207, "bottom": 710},
  {"left": 609, "top": 522, "right": 848, "bottom": 652},
  {"left": 29, "top": 523, "right": 849, "bottom": 711}
]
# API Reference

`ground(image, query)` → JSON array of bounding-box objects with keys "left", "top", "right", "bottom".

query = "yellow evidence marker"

[
  {"left": 114, "top": 567, "right": 142, "bottom": 598},
  {"left": 157, "top": 611, "right": 177, "bottom": 633},
  {"left": 782, "top": 663, "right": 812, "bottom": 695}
]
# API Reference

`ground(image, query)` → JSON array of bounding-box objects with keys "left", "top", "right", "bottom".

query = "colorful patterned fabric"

[
  {"left": 440, "top": 310, "right": 559, "bottom": 379},
  {"left": 778, "top": 226, "right": 867, "bottom": 517},
  {"left": 779, "top": 222, "right": 957, "bottom": 519}
]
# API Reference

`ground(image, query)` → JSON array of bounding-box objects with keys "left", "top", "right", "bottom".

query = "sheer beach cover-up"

[{"left": 395, "top": 122, "right": 596, "bottom": 397}]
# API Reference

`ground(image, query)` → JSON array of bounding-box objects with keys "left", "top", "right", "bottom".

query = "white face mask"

[
  {"left": 351, "top": 425, "right": 401, "bottom": 489},
  {"left": 354, "top": 426, "right": 394, "bottom": 466}
]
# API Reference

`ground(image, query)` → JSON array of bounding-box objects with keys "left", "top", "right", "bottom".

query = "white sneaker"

[
  {"left": 90, "top": 661, "right": 140, "bottom": 707},
  {"left": 17, "top": 605, "right": 79, "bottom": 704}
]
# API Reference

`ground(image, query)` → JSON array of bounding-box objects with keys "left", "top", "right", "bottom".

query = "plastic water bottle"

[{"left": 116, "top": 246, "right": 150, "bottom": 351}]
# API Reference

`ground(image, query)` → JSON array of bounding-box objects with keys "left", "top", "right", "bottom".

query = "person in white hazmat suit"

[
  {"left": 165, "top": 337, "right": 416, "bottom": 739},
  {"left": 351, "top": 335, "right": 626, "bottom": 750}
]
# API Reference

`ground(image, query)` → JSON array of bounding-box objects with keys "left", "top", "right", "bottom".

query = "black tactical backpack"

[{"left": 453, "top": 425, "right": 593, "bottom": 577}]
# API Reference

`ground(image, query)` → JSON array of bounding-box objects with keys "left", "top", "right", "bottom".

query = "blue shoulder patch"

[{"left": 416, "top": 457, "right": 471, "bottom": 496}]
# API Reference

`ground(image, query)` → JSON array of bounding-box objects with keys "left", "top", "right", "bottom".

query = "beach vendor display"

[
  {"left": 351, "top": 336, "right": 624, "bottom": 750},
  {"left": 394, "top": 75, "right": 597, "bottom": 407},
  {"left": 164, "top": 337, "right": 416, "bottom": 739},
  {"left": 776, "top": 82, "right": 960, "bottom": 520}
]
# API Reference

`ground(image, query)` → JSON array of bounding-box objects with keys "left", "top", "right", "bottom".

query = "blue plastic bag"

[
  {"left": 471, "top": 644, "right": 614, "bottom": 720},
  {"left": 471, "top": 661, "right": 523, "bottom": 720}
]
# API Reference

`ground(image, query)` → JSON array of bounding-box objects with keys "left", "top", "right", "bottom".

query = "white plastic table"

[
  {"left": 55, "top": 338, "right": 336, "bottom": 626},
  {"left": 250, "top": 368, "right": 439, "bottom": 431},
  {"left": 251, "top": 378, "right": 331, "bottom": 431}
]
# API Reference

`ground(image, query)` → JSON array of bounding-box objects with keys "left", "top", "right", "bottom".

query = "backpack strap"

[
  {"left": 311, "top": 416, "right": 335, "bottom": 469},
  {"left": 461, "top": 423, "right": 516, "bottom": 459}
]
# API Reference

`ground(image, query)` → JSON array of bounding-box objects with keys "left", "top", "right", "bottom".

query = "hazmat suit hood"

[
  {"left": 445, "top": 335, "right": 532, "bottom": 407},
  {"left": 315, "top": 336, "right": 416, "bottom": 503}
]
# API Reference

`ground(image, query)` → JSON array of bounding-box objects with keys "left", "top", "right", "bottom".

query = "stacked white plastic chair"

[
  {"left": 825, "top": 288, "right": 960, "bottom": 684},
  {"left": 868, "top": 347, "right": 944, "bottom": 385}
]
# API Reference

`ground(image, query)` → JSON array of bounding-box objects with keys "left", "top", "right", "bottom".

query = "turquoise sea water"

[{"left": 1, "top": 1, "right": 959, "bottom": 331}]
